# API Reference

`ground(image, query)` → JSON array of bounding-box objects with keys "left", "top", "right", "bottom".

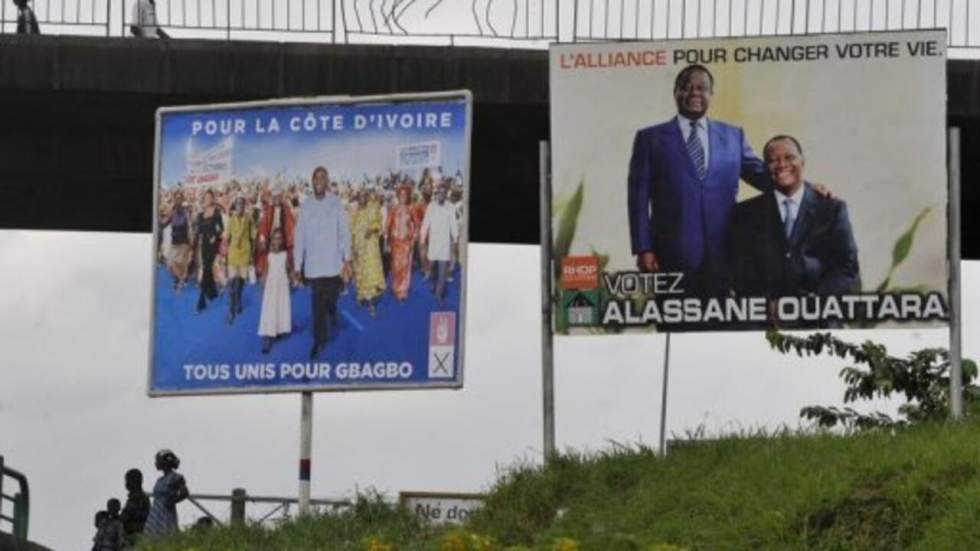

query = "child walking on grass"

[{"left": 258, "top": 228, "right": 294, "bottom": 354}]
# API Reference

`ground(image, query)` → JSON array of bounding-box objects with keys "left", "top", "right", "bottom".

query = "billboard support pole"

[
  {"left": 949, "top": 127, "right": 963, "bottom": 420},
  {"left": 299, "top": 391, "right": 313, "bottom": 515},
  {"left": 540, "top": 140, "right": 557, "bottom": 465},
  {"left": 658, "top": 333, "right": 671, "bottom": 456}
]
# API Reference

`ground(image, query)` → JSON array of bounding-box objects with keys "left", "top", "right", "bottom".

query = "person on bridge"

[
  {"left": 144, "top": 449, "right": 189, "bottom": 538},
  {"left": 13, "top": 0, "right": 39, "bottom": 34},
  {"left": 130, "top": 0, "right": 170, "bottom": 38}
]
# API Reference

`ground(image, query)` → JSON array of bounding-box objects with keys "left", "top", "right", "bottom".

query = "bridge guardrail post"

[
  {"left": 231, "top": 488, "right": 247, "bottom": 525},
  {"left": 13, "top": 492, "right": 27, "bottom": 539}
]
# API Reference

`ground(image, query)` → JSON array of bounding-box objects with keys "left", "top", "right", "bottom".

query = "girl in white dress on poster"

[{"left": 258, "top": 229, "right": 294, "bottom": 354}]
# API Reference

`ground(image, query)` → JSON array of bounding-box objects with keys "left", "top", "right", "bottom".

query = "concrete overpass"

[{"left": 1, "top": 35, "right": 978, "bottom": 252}]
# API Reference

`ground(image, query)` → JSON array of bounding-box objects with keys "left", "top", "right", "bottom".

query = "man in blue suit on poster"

[{"left": 627, "top": 64, "right": 770, "bottom": 298}]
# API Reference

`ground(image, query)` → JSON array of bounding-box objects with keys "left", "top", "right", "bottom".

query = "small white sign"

[{"left": 400, "top": 492, "right": 485, "bottom": 525}]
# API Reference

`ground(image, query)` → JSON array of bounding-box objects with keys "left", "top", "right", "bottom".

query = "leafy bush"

[{"left": 767, "top": 331, "right": 979, "bottom": 429}]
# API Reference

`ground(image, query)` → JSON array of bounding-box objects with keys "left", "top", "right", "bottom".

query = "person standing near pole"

[
  {"left": 120, "top": 469, "right": 150, "bottom": 549},
  {"left": 294, "top": 166, "right": 352, "bottom": 359},
  {"left": 143, "top": 450, "right": 189, "bottom": 538}
]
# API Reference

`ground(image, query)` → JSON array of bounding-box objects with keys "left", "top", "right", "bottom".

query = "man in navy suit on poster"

[
  {"left": 729, "top": 135, "right": 859, "bottom": 328},
  {"left": 627, "top": 64, "right": 770, "bottom": 297}
]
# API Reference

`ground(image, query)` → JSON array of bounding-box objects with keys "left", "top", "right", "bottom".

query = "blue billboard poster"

[{"left": 150, "top": 92, "right": 472, "bottom": 395}]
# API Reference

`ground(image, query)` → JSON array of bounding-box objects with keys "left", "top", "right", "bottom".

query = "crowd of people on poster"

[{"left": 158, "top": 165, "right": 464, "bottom": 348}]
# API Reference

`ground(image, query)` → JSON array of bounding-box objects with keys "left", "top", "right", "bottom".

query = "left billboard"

[{"left": 150, "top": 92, "right": 472, "bottom": 395}]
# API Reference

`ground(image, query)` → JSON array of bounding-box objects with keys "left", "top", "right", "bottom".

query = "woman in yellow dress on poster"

[
  {"left": 350, "top": 189, "right": 386, "bottom": 315},
  {"left": 225, "top": 196, "right": 255, "bottom": 324}
]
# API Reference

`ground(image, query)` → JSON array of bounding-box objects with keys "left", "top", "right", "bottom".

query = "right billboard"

[{"left": 549, "top": 30, "right": 948, "bottom": 333}]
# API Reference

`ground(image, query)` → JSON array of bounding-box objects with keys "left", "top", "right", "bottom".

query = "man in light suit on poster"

[{"left": 627, "top": 64, "right": 770, "bottom": 297}]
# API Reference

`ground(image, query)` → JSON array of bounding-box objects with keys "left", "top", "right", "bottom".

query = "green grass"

[{"left": 138, "top": 420, "right": 980, "bottom": 551}]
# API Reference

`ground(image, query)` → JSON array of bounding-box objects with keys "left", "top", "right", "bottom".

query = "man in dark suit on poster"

[
  {"left": 626, "top": 64, "right": 771, "bottom": 298},
  {"left": 730, "top": 135, "right": 860, "bottom": 327}
]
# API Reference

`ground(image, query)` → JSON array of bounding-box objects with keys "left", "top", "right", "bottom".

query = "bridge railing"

[
  {"left": 0, "top": 0, "right": 977, "bottom": 48},
  {"left": 0, "top": 0, "right": 110, "bottom": 36},
  {"left": 339, "top": 0, "right": 559, "bottom": 45},
  {"left": 186, "top": 488, "right": 352, "bottom": 527},
  {"left": 569, "top": 0, "right": 976, "bottom": 48},
  {"left": 0, "top": 455, "right": 30, "bottom": 540},
  {"left": 120, "top": 0, "right": 338, "bottom": 41},
  {"left": 116, "top": 0, "right": 560, "bottom": 44}
]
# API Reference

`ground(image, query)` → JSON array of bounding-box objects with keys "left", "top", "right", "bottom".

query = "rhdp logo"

[{"left": 560, "top": 256, "right": 600, "bottom": 290}]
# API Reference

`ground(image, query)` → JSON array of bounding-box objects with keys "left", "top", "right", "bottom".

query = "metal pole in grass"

[
  {"left": 540, "top": 140, "right": 557, "bottom": 464},
  {"left": 658, "top": 333, "right": 671, "bottom": 456},
  {"left": 230, "top": 488, "right": 247, "bottom": 525},
  {"left": 299, "top": 391, "right": 314, "bottom": 514},
  {"left": 948, "top": 127, "right": 962, "bottom": 420}
]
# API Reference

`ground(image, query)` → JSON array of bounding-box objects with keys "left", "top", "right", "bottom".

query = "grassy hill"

[
  {"left": 0, "top": 532, "right": 53, "bottom": 551},
  {"left": 138, "top": 421, "right": 980, "bottom": 551}
]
